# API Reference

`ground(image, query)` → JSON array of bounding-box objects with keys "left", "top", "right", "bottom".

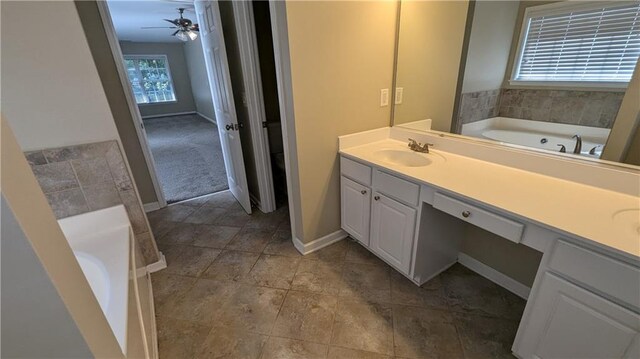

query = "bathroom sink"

[
  {"left": 374, "top": 149, "right": 432, "bottom": 167},
  {"left": 612, "top": 208, "right": 640, "bottom": 237}
]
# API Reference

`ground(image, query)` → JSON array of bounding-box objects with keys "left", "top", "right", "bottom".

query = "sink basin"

[
  {"left": 374, "top": 149, "right": 432, "bottom": 167},
  {"left": 612, "top": 208, "right": 640, "bottom": 237}
]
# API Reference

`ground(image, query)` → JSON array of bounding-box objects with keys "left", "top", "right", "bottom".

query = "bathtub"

[
  {"left": 57, "top": 205, "right": 158, "bottom": 358},
  {"left": 461, "top": 117, "right": 610, "bottom": 157}
]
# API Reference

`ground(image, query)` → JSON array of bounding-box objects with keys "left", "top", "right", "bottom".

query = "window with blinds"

[{"left": 511, "top": 1, "right": 640, "bottom": 86}]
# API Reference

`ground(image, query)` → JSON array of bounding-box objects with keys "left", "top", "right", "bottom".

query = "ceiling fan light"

[
  {"left": 175, "top": 31, "right": 189, "bottom": 42},
  {"left": 187, "top": 30, "right": 198, "bottom": 41}
]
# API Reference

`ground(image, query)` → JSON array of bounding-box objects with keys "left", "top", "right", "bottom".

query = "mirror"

[{"left": 392, "top": 0, "right": 640, "bottom": 167}]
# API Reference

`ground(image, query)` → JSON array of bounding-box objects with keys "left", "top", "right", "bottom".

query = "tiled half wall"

[
  {"left": 25, "top": 141, "right": 159, "bottom": 264},
  {"left": 458, "top": 88, "right": 624, "bottom": 129}
]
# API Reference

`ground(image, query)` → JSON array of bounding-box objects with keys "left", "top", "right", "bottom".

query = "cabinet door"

[
  {"left": 370, "top": 193, "right": 416, "bottom": 274},
  {"left": 515, "top": 272, "right": 639, "bottom": 359},
  {"left": 341, "top": 176, "right": 371, "bottom": 245}
]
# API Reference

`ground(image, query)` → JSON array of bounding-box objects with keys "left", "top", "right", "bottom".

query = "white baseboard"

[
  {"left": 196, "top": 112, "right": 217, "bottom": 124},
  {"left": 458, "top": 253, "right": 531, "bottom": 299},
  {"left": 249, "top": 193, "right": 263, "bottom": 213},
  {"left": 142, "top": 111, "right": 196, "bottom": 119},
  {"left": 146, "top": 252, "right": 167, "bottom": 273},
  {"left": 292, "top": 229, "right": 348, "bottom": 255},
  {"left": 143, "top": 202, "right": 161, "bottom": 213}
]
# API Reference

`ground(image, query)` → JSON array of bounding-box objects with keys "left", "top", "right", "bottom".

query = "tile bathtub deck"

[{"left": 148, "top": 190, "right": 525, "bottom": 359}]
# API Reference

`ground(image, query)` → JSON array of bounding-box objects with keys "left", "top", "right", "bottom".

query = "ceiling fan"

[{"left": 141, "top": 8, "right": 199, "bottom": 41}]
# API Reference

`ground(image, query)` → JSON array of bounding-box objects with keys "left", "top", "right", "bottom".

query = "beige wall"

[
  {"left": 1, "top": 1, "right": 120, "bottom": 151},
  {"left": 184, "top": 37, "right": 216, "bottom": 122},
  {"left": 462, "top": 0, "right": 519, "bottom": 93},
  {"left": 75, "top": 1, "right": 158, "bottom": 204},
  {"left": 393, "top": 0, "right": 469, "bottom": 131},
  {"left": 286, "top": 1, "right": 398, "bottom": 242},
  {"left": 120, "top": 41, "right": 197, "bottom": 117}
]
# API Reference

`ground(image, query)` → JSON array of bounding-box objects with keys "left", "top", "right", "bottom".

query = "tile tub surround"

[
  {"left": 498, "top": 89, "right": 624, "bottom": 128},
  {"left": 149, "top": 192, "right": 525, "bottom": 358},
  {"left": 25, "top": 140, "right": 159, "bottom": 264},
  {"left": 457, "top": 89, "right": 501, "bottom": 128}
]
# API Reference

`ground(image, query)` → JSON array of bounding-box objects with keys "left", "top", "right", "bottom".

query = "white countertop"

[{"left": 340, "top": 137, "right": 640, "bottom": 260}]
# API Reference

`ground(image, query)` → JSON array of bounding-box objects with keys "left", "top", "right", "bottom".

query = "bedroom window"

[
  {"left": 124, "top": 55, "right": 177, "bottom": 104},
  {"left": 511, "top": 1, "right": 640, "bottom": 87}
]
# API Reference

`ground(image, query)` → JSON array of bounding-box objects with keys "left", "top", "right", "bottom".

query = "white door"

[
  {"left": 195, "top": 0, "right": 251, "bottom": 214},
  {"left": 370, "top": 193, "right": 416, "bottom": 275},
  {"left": 515, "top": 273, "right": 640, "bottom": 359},
  {"left": 341, "top": 176, "right": 371, "bottom": 245}
]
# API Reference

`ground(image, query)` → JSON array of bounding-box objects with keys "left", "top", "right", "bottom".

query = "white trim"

[
  {"left": 233, "top": 1, "right": 277, "bottom": 213},
  {"left": 293, "top": 230, "right": 348, "bottom": 255},
  {"left": 196, "top": 112, "right": 216, "bottom": 124},
  {"left": 96, "top": 2, "right": 167, "bottom": 208},
  {"left": 143, "top": 202, "right": 161, "bottom": 213},
  {"left": 146, "top": 252, "right": 167, "bottom": 273},
  {"left": 141, "top": 111, "right": 197, "bottom": 119},
  {"left": 270, "top": 0, "right": 303, "bottom": 240},
  {"left": 458, "top": 253, "right": 531, "bottom": 300}
]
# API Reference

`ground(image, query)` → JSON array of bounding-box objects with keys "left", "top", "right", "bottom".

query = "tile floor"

[{"left": 148, "top": 190, "right": 525, "bottom": 359}]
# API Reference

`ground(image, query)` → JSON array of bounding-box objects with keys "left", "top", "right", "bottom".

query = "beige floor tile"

[
  {"left": 202, "top": 250, "right": 260, "bottom": 282},
  {"left": 305, "top": 240, "right": 350, "bottom": 263},
  {"left": 244, "top": 254, "right": 300, "bottom": 289},
  {"left": 390, "top": 271, "right": 448, "bottom": 310},
  {"left": 327, "top": 346, "right": 392, "bottom": 359},
  {"left": 202, "top": 190, "right": 240, "bottom": 208},
  {"left": 392, "top": 305, "right": 462, "bottom": 359},
  {"left": 183, "top": 206, "right": 227, "bottom": 225},
  {"left": 196, "top": 326, "right": 267, "bottom": 359},
  {"left": 156, "top": 317, "right": 211, "bottom": 359},
  {"left": 148, "top": 204, "right": 195, "bottom": 223},
  {"left": 344, "top": 241, "right": 387, "bottom": 266},
  {"left": 338, "top": 285, "right": 392, "bottom": 304},
  {"left": 272, "top": 290, "right": 338, "bottom": 344},
  {"left": 263, "top": 229, "right": 302, "bottom": 258},
  {"left": 453, "top": 313, "right": 519, "bottom": 359},
  {"left": 226, "top": 227, "right": 275, "bottom": 253},
  {"left": 163, "top": 245, "right": 221, "bottom": 277},
  {"left": 148, "top": 219, "right": 179, "bottom": 241},
  {"left": 191, "top": 225, "right": 241, "bottom": 248},
  {"left": 330, "top": 300, "right": 394, "bottom": 355},
  {"left": 215, "top": 206, "right": 252, "bottom": 227},
  {"left": 212, "top": 284, "right": 287, "bottom": 334},
  {"left": 291, "top": 259, "right": 344, "bottom": 295},
  {"left": 245, "top": 209, "right": 286, "bottom": 230},
  {"left": 151, "top": 272, "right": 197, "bottom": 314},
  {"left": 169, "top": 279, "right": 240, "bottom": 323},
  {"left": 342, "top": 262, "right": 391, "bottom": 292},
  {"left": 261, "top": 337, "right": 328, "bottom": 359}
]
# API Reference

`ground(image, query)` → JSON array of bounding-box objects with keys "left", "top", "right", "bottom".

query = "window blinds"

[{"left": 514, "top": 2, "right": 640, "bottom": 83}]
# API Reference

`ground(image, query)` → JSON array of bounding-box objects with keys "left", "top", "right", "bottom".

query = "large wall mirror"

[{"left": 391, "top": 0, "right": 640, "bottom": 167}]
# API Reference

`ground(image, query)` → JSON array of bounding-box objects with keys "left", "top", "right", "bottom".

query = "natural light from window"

[
  {"left": 124, "top": 55, "right": 177, "bottom": 104},
  {"left": 511, "top": 1, "right": 640, "bottom": 87}
]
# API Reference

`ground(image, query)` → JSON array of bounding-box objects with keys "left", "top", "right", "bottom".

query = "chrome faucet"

[
  {"left": 408, "top": 138, "right": 433, "bottom": 153},
  {"left": 572, "top": 135, "right": 582, "bottom": 154}
]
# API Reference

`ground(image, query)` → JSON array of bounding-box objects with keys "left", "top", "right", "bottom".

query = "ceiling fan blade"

[
  {"left": 164, "top": 19, "right": 179, "bottom": 26},
  {"left": 141, "top": 26, "right": 177, "bottom": 29}
]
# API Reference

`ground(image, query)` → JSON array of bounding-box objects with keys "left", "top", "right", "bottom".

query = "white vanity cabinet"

[{"left": 340, "top": 156, "right": 419, "bottom": 275}]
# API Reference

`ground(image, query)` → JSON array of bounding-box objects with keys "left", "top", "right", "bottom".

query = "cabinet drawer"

[
  {"left": 374, "top": 171, "right": 420, "bottom": 207},
  {"left": 340, "top": 156, "right": 371, "bottom": 186},
  {"left": 548, "top": 240, "right": 640, "bottom": 309},
  {"left": 433, "top": 192, "right": 524, "bottom": 243}
]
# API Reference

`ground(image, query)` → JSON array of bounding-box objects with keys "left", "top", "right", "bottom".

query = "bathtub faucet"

[{"left": 572, "top": 135, "right": 582, "bottom": 154}]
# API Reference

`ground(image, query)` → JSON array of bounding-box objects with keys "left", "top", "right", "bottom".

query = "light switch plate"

[
  {"left": 395, "top": 87, "right": 403, "bottom": 104},
  {"left": 380, "top": 89, "right": 389, "bottom": 107}
]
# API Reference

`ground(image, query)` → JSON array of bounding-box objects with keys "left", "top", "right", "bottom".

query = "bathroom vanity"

[{"left": 339, "top": 127, "right": 640, "bottom": 358}]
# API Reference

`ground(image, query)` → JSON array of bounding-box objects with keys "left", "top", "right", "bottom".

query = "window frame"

[
  {"left": 123, "top": 54, "right": 178, "bottom": 105},
  {"left": 509, "top": 0, "right": 639, "bottom": 89}
]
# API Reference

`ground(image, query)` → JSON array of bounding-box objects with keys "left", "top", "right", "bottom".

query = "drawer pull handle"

[
  {"left": 462, "top": 211, "right": 471, "bottom": 218},
  {"left": 361, "top": 190, "right": 367, "bottom": 195},
  {"left": 374, "top": 195, "right": 380, "bottom": 201}
]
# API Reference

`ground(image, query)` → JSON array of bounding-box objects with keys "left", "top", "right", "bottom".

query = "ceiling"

[{"left": 106, "top": 0, "right": 197, "bottom": 43}]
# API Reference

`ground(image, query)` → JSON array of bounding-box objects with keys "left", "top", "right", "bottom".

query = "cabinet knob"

[
  {"left": 374, "top": 196, "right": 380, "bottom": 201},
  {"left": 462, "top": 211, "right": 471, "bottom": 218},
  {"left": 361, "top": 190, "right": 367, "bottom": 195}
]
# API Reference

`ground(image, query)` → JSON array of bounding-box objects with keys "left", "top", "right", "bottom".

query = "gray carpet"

[{"left": 143, "top": 114, "right": 228, "bottom": 203}]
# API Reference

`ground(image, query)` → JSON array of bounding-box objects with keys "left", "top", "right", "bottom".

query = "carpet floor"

[{"left": 143, "top": 114, "right": 228, "bottom": 204}]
